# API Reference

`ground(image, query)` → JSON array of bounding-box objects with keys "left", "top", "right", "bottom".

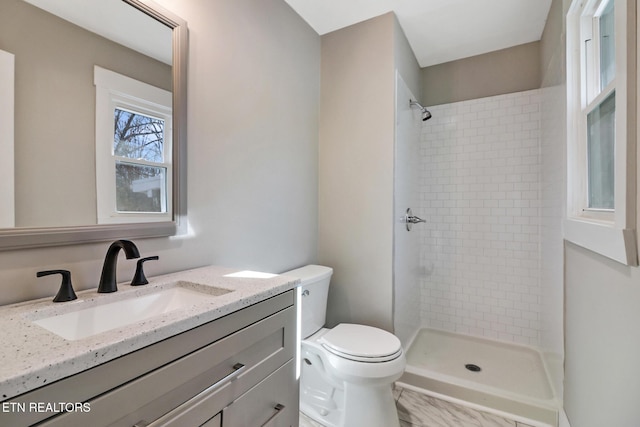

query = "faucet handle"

[
  {"left": 36, "top": 270, "right": 78, "bottom": 302},
  {"left": 131, "top": 256, "right": 159, "bottom": 286}
]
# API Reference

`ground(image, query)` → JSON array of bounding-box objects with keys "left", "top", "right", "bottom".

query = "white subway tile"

[{"left": 418, "top": 89, "right": 543, "bottom": 347}]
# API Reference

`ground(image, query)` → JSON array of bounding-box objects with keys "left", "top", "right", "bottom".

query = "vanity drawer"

[
  {"left": 40, "top": 303, "right": 295, "bottom": 427},
  {"left": 129, "top": 358, "right": 297, "bottom": 427}
]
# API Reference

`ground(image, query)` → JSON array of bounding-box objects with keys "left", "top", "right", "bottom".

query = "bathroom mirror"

[{"left": 0, "top": 0, "right": 187, "bottom": 250}]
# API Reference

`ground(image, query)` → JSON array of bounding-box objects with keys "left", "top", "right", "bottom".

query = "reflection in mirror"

[
  {"left": 0, "top": 0, "right": 187, "bottom": 250},
  {"left": 0, "top": 49, "right": 15, "bottom": 229},
  {"left": 94, "top": 65, "right": 173, "bottom": 224}
]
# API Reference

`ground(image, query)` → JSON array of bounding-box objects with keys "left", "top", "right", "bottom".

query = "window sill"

[{"left": 563, "top": 217, "right": 637, "bottom": 265}]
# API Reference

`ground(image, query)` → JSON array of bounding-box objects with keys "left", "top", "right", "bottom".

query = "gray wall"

[
  {"left": 394, "top": 15, "right": 423, "bottom": 103},
  {"left": 319, "top": 13, "right": 396, "bottom": 331},
  {"left": 318, "top": 12, "right": 421, "bottom": 332},
  {"left": 421, "top": 41, "right": 541, "bottom": 106},
  {"left": 565, "top": 243, "right": 640, "bottom": 426},
  {"left": 0, "top": 0, "right": 320, "bottom": 306},
  {"left": 540, "top": 0, "right": 567, "bottom": 88}
]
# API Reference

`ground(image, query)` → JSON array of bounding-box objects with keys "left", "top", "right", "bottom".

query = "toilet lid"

[{"left": 319, "top": 324, "right": 402, "bottom": 362}]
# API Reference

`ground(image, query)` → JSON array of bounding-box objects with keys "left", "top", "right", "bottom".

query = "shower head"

[{"left": 409, "top": 99, "right": 432, "bottom": 121}]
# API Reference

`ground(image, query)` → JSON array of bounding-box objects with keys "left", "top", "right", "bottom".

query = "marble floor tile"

[
  {"left": 396, "top": 388, "right": 516, "bottom": 427},
  {"left": 299, "top": 386, "right": 536, "bottom": 427}
]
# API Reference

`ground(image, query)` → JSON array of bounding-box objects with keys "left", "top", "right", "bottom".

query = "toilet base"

[
  {"left": 300, "top": 331, "right": 403, "bottom": 427},
  {"left": 301, "top": 382, "right": 399, "bottom": 427}
]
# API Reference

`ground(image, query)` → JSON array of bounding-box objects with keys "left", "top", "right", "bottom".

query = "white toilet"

[{"left": 283, "top": 265, "right": 405, "bottom": 427}]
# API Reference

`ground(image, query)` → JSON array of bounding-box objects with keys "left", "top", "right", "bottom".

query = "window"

[
  {"left": 94, "top": 66, "right": 172, "bottom": 224},
  {"left": 587, "top": 91, "right": 615, "bottom": 210},
  {"left": 566, "top": 0, "right": 637, "bottom": 265},
  {"left": 114, "top": 108, "right": 168, "bottom": 213}
]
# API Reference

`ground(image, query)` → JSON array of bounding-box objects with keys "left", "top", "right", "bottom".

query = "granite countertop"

[{"left": 0, "top": 265, "right": 299, "bottom": 401}]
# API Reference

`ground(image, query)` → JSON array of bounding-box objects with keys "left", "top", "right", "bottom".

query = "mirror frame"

[{"left": 0, "top": 0, "right": 187, "bottom": 251}]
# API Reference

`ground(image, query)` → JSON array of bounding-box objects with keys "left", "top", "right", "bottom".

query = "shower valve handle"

[
  {"left": 406, "top": 215, "right": 426, "bottom": 224},
  {"left": 403, "top": 208, "right": 426, "bottom": 231}
]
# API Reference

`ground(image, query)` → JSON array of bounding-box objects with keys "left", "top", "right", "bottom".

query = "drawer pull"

[
  {"left": 260, "top": 403, "right": 285, "bottom": 427},
  {"left": 225, "top": 363, "right": 247, "bottom": 383},
  {"left": 135, "top": 363, "right": 246, "bottom": 427}
]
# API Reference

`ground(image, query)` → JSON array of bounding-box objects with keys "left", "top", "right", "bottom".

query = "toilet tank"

[{"left": 281, "top": 265, "right": 333, "bottom": 339}]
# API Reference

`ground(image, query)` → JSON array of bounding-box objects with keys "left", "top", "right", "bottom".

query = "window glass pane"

[
  {"left": 116, "top": 161, "right": 166, "bottom": 213},
  {"left": 587, "top": 91, "right": 615, "bottom": 209},
  {"left": 114, "top": 108, "right": 164, "bottom": 163},
  {"left": 599, "top": 0, "right": 615, "bottom": 90}
]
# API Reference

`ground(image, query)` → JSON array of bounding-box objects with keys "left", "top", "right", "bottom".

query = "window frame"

[
  {"left": 0, "top": 49, "right": 14, "bottom": 228},
  {"left": 565, "top": 0, "right": 637, "bottom": 265},
  {"left": 94, "top": 66, "right": 173, "bottom": 225}
]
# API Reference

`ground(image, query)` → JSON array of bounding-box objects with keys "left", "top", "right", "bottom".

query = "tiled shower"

[
  {"left": 394, "top": 76, "right": 565, "bottom": 421},
  {"left": 417, "top": 89, "right": 543, "bottom": 345}
]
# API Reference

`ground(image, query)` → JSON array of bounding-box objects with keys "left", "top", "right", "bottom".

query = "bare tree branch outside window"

[
  {"left": 113, "top": 109, "right": 166, "bottom": 213},
  {"left": 114, "top": 108, "right": 164, "bottom": 162}
]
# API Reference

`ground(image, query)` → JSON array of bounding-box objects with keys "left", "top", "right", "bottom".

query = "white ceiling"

[{"left": 284, "top": 0, "right": 553, "bottom": 67}]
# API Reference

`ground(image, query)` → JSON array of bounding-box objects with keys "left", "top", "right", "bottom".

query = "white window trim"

[
  {"left": 0, "top": 49, "right": 15, "bottom": 228},
  {"left": 565, "top": 0, "right": 638, "bottom": 265},
  {"left": 94, "top": 66, "right": 172, "bottom": 225}
]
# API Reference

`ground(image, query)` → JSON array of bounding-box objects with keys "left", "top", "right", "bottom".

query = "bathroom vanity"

[{"left": 0, "top": 266, "right": 299, "bottom": 426}]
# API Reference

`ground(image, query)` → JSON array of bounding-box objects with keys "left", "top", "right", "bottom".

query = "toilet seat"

[{"left": 319, "top": 323, "right": 402, "bottom": 363}]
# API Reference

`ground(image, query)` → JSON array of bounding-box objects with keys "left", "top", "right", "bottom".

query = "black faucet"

[{"left": 97, "top": 240, "right": 140, "bottom": 293}]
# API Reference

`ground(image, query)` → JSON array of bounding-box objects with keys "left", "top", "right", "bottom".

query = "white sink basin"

[{"left": 32, "top": 282, "right": 231, "bottom": 340}]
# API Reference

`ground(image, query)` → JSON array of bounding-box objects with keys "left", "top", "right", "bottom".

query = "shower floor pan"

[{"left": 397, "top": 328, "right": 559, "bottom": 427}]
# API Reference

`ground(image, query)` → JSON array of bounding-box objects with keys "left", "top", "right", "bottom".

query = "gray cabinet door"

[
  {"left": 200, "top": 412, "right": 221, "bottom": 427},
  {"left": 222, "top": 359, "right": 298, "bottom": 427}
]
